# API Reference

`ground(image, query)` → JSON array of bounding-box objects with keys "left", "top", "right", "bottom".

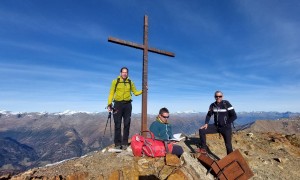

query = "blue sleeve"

[
  {"left": 226, "top": 101, "right": 237, "bottom": 123},
  {"left": 205, "top": 104, "right": 213, "bottom": 124}
]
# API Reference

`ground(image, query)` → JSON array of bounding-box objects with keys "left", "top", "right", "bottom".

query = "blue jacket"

[
  {"left": 205, "top": 100, "right": 237, "bottom": 127},
  {"left": 149, "top": 117, "right": 174, "bottom": 140}
]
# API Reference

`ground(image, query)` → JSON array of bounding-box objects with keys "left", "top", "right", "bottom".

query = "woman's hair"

[{"left": 159, "top": 107, "right": 169, "bottom": 115}]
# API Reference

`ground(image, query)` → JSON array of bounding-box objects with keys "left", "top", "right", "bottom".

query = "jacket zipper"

[
  {"left": 165, "top": 124, "right": 169, "bottom": 140},
  {"left": 123, "top": 79, "right": 126, "bottom": 100}
]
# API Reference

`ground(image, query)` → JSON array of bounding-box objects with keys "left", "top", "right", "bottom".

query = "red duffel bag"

[
  {"left": 131, "top": 131, "right": 173, "bottom": 157},
  {"left": 131, "top": 133, "right": 145, "bottom": 156}
]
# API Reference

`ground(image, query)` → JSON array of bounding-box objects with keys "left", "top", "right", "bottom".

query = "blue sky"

[{"left": 0, "top": 0, "right": 299, "bottom": 113}]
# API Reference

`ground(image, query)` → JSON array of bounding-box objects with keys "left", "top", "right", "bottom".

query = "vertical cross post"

[
  {"left": 108, "top": 15, "right": 175, "bottom": 135},
  {"left": 142, "top": 15, "right": 148, "bottom": 134}
]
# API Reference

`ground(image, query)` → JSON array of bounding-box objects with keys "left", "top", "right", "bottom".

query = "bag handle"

[
  {"left": 142, "top": 130, "right": 170, "bottom": 153},
  {"left": 140, "top": 130, "right": 155, "bottom": 139},
  {"left": 164, "top": 141, "right": 169, "bottom": 153}
]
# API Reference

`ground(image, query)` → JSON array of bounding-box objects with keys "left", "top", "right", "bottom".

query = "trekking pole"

[
  {"left": 109, "top": 111, "right": 112, "bottom": 140},
  {"left": 100, "top": 111, "right": 112, "bottom": 149},
  {"left": 105, "top": 111, "right": 112, "bottom": 137}
]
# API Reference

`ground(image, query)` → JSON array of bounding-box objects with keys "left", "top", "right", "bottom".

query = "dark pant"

[
  {"left": 113, "top": 102, "right": 132, "bottom": 146},
  {"left": 199, "top": 124, "right": 233, "bottom": 154},
  {"left": 171, "top": 144, "right": 184, "bottom": 157}
]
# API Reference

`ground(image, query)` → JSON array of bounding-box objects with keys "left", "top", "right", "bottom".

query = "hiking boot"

[
  {"left": 115, "top": 145, "right": 122, "bottom": 150},
  {"left": 196, "top": 148, "right": 207, "bottom": 154},
  {"left": 122, "top": 145, "right": 128, "bottom": 150}
]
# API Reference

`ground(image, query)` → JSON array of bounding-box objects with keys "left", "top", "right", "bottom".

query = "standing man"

[
  {"left": 107, "top": 67, "right": 142, "bottom": 149},
  {"left": 199, "top": 91, "right": 237, "bottom": 155}
]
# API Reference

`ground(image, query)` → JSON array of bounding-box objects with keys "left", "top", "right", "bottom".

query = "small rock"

[
  {"left": 271, "top": 137, "right": 280, "bottom": 143},
  {"left": 262, "top": 160, "right": 268, "bottom": 164},
  {"left": 247, "top": 133, "right": 254, "bottom": 138},
  {"left": 108, "top": 170, "right": 120, "bottom": 180},
  {"left": 281, "top": 158, "right": 288, "bottom": 163},
  {"left": 244, "top": 151, "right": 250, "bottom": 156},
  {"left": 153, "top": 159, "right": 166, "bottom": 169},
  {"left": 234, "top": 140, "right": 239, "bottom": 144},
  {"left": 0, "top": 173, "right": 11, "bottom": 179},
  {"left": 273, "top": 158, "right": 282, "bottom": 163},
  {"left": 74, "top": 163, "right": 84, "bottom": 167},
  {"left": 122, "top": 166, "right": 139, "bottom": 179},
  {"left": 159, "top": 165, "right": 176, "bottom": 180},
  {"left": 249, "top": 144, "right": 255, "bottom": 150},
  {"left": 167, "top": 169, "right": 188, "bottom": 180},
  {"left": 166, "top": 154, "right": 181, "bottom": 167},
  {"left": 101, "top": 148, "right": 107, "bottom": 153},
  {"left": 138, "top": 158, "right": 149, "bottom": 166},
  {"left": 96, "top": 175, "right": 104, "bottom": 180},
  {"left": 66, "top": 172, "right": 89, "bottom": 180}
]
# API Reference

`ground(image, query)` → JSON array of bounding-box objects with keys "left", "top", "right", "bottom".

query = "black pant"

[
  {"left": 172, "top": 144, "right": 184, "bottom": 157},
  {"left": 113, "top": 102, "right": 132, "bottom": 146},
  {"left": 199, "top": 124, "right": 233, "bottom": 154}
]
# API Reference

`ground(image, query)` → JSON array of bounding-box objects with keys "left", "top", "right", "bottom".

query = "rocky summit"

[
  {"left": 1, "top": 110, "right": 299, "bottom": 176},
  {"left": 2, "top": 118, "right": 299, "bottom": 180}
]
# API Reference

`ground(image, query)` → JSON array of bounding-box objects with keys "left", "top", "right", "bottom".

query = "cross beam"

[
  {"left": 108, "top": 37, "right": 175, "bottom": 57},
  {"left": 108, "top": 15, "right": 175, "bottom": 134}
]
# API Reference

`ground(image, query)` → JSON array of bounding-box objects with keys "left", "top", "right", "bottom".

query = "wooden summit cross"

[{"left": 108, "top": 15, "right": 175, "bottom": 134}]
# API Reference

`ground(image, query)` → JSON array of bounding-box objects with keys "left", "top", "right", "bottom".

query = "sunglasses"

[
  {"left": 215, "top": 96, "right": 223, "bottom": 98},
  {"left": 161, "top": 115, "right": 169, "bottom": 119}
]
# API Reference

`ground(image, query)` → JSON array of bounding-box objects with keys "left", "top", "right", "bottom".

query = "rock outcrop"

[{"left": 8, "top": 141, "right": 213, "bottom": 180}]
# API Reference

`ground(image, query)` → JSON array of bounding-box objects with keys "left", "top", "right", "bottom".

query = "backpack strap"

[
  {"left": 114, "top": 78, "right": 120, "bottom": 93},
  {"left": 114, "top": 78, "right": 132, "bottom": 93},
  {"left": 223, "top": 100, "right": 235, "bottom": 128},
  {"left": 212, "top": 103, "right": 219, "bottom": 128},
  {"left": 223, "top": 100, "right": 228, "bottom": 111},
  {"left": 128, "top": 79, "right": 132, "bottom": 93}
]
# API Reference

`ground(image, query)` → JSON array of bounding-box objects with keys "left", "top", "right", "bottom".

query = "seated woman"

[{"left": 149, "top": 107, "right": 184, "bottom": 157}]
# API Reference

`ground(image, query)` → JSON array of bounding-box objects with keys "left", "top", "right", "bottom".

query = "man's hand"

[
  {"left": 200, "top": 124, "right": 208, "bottom": 130},
  {"left": 107, "top": 104, "right": 112, "bottom": 112}
]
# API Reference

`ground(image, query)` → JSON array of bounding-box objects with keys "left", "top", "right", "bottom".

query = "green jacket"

[
  {"left": 149, "top": 117, "right": 174, "bottom": 141},
  {"left": 107, "top": 76, "right": 142, "bottom": 105}
]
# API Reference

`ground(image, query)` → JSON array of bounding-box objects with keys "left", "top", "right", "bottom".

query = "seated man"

[{"left": 149, "top": 107, "right": 184, "bottom": 157}]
